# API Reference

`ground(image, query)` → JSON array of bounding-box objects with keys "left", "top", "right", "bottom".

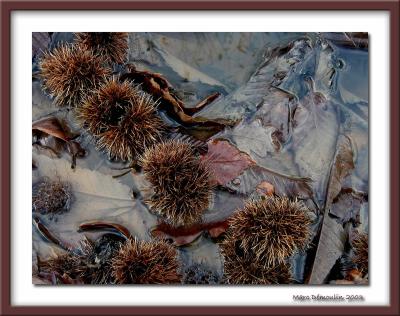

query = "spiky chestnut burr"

[
  {"left": 74, "top": 32, "right": 129, "bottom": 65},
  {"left": 39, "top": 252, "right": 83, "bottom": 281},
  {"left": 39, "top": 43, "right": 111, "bottom": 107},
  {"left": 111, "top": 238, "right": 181, "bottom": 284},
  {"left": 182, "top": 263, "right": 222, "bottom": 285},
  {"left": 38, "top": 235, "right": 126, "bottom": 284},
  {"left": 352, "top": 232, "right": 368, "bottom": 275},
  {"left": 77, "top": 77, "right": 165, "bottom": 161},
  {"left": 221, "top": 237, "right": 292, "bottom": 284},
  {"left": 222, "top": 197, "right": 312, "bottom": 266},
  {"left": 140, "top": 140, "right": 213, "bottom": 227},
  {"left": 32, "top": 179, "right": 72, "bottom": 216}
]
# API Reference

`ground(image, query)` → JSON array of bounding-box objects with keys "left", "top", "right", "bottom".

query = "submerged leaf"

[
  {"left": 201, "top": 139, "right": 255, "bottom": 185},
  {"left": 308, "top": 214, "right": 346, "bottom": 284},
  {"left": 225, "top": 165, "right": 314, "bottom": 200},
  {"left": 202, "top": 139, "right": 314, "bottom": 202},
  {"left": 325, "top": 135, "right": 355, "bottom": 210},
  {"left": 330, "top": 188, "right": 367, "bottom": 224},
  {"left": 308, "top": 134, "right": 355, "bottom": 284},
  {"left": 32, "top": 154, "right": 154, "bottom": 254}
]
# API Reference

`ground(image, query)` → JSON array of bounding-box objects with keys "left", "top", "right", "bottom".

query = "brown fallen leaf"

[
  {"left": 150, "top": 227, "right": 202, "bottom": 247},
  {"left": 208, "top": 221, "right": 230, "bottom": 238},
  {"left": 150, "top": 220, "right": 229, "bottom": 247},
  {"left": 201, "top": 139, "right": 256, "bottom": 185},
  {"left": 33, "top": 216, "right": 74, "bottom": 252},
  {"left": 32, "top": 116, "right": 86, "bottom": 169},
  {"left": 32, "top": 116, "right": 75, "bottom": 141},
  {"left": 256, "top": 181, "right": 275, "bottom": 196},
  {"left": 78, "top": 221, "right": 132, "bottom": 240},
  {"left": 120, "top": 64, "right": 229, "bottom": 140},
  {"left": 225, "top": 165, "right": 314, "bottom": 201},
  {"left": 201, "top": 139, "right": 314, "bottom": 204}
]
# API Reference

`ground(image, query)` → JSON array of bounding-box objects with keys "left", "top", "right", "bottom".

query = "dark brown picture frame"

[{"left": 1, "top": 1, "right": 399, "bottom": 315}]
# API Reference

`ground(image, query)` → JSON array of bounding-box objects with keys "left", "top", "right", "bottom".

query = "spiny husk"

[
  {"left": 39, "top": 43, "right": 111, "bottom": 107},
  {"left": 32, "top": 178, "right": 72, "bottom": 215},
  {"left": 39, "top": 235, "right": 125, "bottom": 284},
  {"left": 77, "top": 77, "right": 165, "bottom": 161},
  {"left": 352, "top": 232, "right": 368, "bottom": 275},
  {"left": 221, "top": 237, "right": 292, "bottom": 284},
  {"left": 39, "top": 238, "right": 94, "bottom": 283},
  {"left": 111, "top": 238, "right": 181, "bottom": 284},
  {"left": 182, "top": 263, "right": 222, "bottom": 285},
  {"left": 74, "top": 32, "right": 128, "bottom": 64},
  {"left": 222, "top": 196, "right": 312, "bottom": 266},
  {"left": 140, "top": 140, "right": 213, "bottom": 227}
]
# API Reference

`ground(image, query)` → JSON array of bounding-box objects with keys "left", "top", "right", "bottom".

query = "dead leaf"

[
  {"left": 325, "top": 135, "right": 355, "bottom": 210},
  {"left": 308, "top": 214, "right": 346, "bottom": 284},
  {"left": 225, "top": 165, "right": 314, "bottom": 200},
  {"left": 32, "top": 116, "right": 74, "bottom": 142},
  {"left": 208, "top": 222, "right": 229, "bottom": 238},
  {"left": 291, "top": 86, "right": 340, "bottom": 207},
  {"left": 32, "top": 116, "right": 86, "bottom": 169},
  {"left": 201, "top": 139, "right": 256, "bottom": 185},
  {"left": 120, "top": 65, "right": 228, "bottom": 140},
  {"left": 32, "top": 154, "right": 153, "bottom": 254},
  {"left": 308, "top": 135, "right": 355, "bottom": 284},
  {"left": 150, "top": 220, "right": 229, "bottom": 247},
  {"left": 33, "top": 216, "right": 74, "bottom": 252},
  {"left": 150, "top": 227, "right": 202, "bottom": 247},
  {"left": 330, "top": 188, "right": 367, "bottom": 224},
  {"left": 78, "top": 221, "right": 132, "bottom": 240},
  {"left": 256, "top": 181, "right": 275, "bottom": 196}
]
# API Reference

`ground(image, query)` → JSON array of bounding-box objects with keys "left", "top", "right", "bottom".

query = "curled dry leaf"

[
  {"left": 78, "top": 221, "right": 133, "bottom": 240},
  {"left": 208, "top": 222, "right": 230, "bottom": 238},
  {"left": 32, "top": 116, "right": 86, "bottom": 169},
  {"left": 120, "top": 64, "right": 228, "bottom": 140},
  {"left": 151, "top": 228, "right": 202, "bottom": 247},
  {"left": 33, "top": 216, "right": 74, "bottom": 252},
  {"left": 32, "top": 116, "right": 75, "bottom": 141},
  {"left": 150, "top": 220, "right": 229, "bottom": 247}
]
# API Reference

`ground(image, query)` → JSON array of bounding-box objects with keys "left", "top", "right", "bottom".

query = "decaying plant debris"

[{"left": 32, "top": 32, "right": 369, "bottom": 285}]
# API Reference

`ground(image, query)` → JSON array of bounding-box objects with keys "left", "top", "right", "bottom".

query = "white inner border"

[{"left": 11, "top": 11, "right": 389, "bottom": 306}]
